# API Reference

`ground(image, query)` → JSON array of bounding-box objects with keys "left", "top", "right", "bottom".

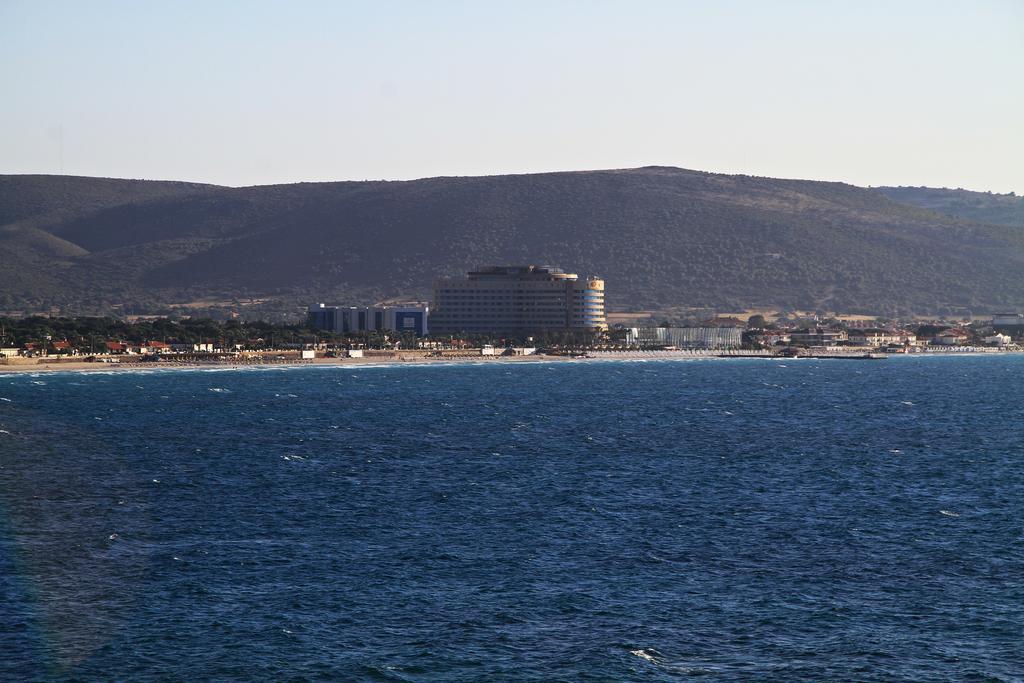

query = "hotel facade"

[{"left": 431, "top": 265, "right": 606, "bottom": 335}]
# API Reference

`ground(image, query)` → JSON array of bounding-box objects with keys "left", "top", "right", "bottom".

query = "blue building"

[{"left": 308, "top": 303, "right": 429, "bottom": 337}]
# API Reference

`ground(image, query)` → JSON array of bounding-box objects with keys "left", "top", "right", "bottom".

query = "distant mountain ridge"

[
  {"left": 2, "top": 168, "right": 1023, "bottom": 319},
  {"left": 876, "top": 186, "right": 1024, "bottom": 229}
]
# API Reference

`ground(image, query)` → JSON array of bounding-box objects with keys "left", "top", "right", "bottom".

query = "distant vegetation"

[
  {"left": 0, "top": 316, "right": 590, "bottom": 350},
  {"left": 0, "top": 316, "right": 316, "bottom": 349},
  {"left": 0, "top": 316, "right": 417, "bottom": 351},
  {"left": 877, "top": 186, "right": 1024, "bottom": 229},
  {"left": 2, "top": 168, "right": 1023, "bottom": 319}
]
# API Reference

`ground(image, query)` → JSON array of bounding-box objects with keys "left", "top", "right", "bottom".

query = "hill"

[
  {"left": 877, "top": 186, "right": 1024, "bottom": 229},
  {"left": 0, "top": 174, "right": 218, "bottom": 230},
  {"left": 2, "top": 168, "right": 1023, "bottom": 319}
]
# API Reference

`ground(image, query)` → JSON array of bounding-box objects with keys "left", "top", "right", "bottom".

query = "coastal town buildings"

[
  {"left": 847, "top": 328, "right": 916, "bottom": 347},
  {"left": 308, "top": 303, "right": 429, "bottom": 336},
  {"left": 170, "top": 343, "right": 215, "bottom": 353},
  {"left": 747, "top": 330, "right": 792, "bottom": 347},
  {"left": 932, "top": 329, "right": 969, "bottom": 345},
  {"left": 788, "top": 328, "right": 848, "bottom": 346},
  {"left": 430, "top": 266, "right": 606, "bottom": 335}
]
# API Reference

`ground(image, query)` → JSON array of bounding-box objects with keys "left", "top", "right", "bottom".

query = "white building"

[
  {"left": 847, "top": 328, "right": 916, "bottom": 347},
  {"left": 932, "top": 330, "right": 968, "bottom": 345},
  {"left": 983, "top": 333, "right": 1012, "bottom": 346},
  {"left": 626, "top": 326, "right": 742, "bottom": 349}
]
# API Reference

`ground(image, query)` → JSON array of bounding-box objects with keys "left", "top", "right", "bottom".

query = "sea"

[{"left": 1, "top": 355, "right": 1022, "bottom": 681}]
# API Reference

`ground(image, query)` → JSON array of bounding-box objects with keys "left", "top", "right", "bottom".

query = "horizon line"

[{"left": 0, "top": 166, "right": 1019, "bottom": 196}]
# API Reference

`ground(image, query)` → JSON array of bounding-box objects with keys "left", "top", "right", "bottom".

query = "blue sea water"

[{"left": 0, "top": 355, "right": 1022, "bottom": 681}]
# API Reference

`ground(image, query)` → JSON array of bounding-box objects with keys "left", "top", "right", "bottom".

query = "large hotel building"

[{"left": 431, "top": 265, "right": 606, "bottom": 335}]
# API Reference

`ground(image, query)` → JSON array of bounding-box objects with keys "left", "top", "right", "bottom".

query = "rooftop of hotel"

[{"left": 465, "top": 265, "right": 578, "bottom": 279}]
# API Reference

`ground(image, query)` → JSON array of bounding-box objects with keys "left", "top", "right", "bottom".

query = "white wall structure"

[{"left": 626, "top": 327, "right": 742, "bottom": 349}]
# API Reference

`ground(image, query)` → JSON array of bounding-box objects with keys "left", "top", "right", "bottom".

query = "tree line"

[
  {"left": 0, "top": 315, "right": 602, "bottom": 351},
  {"left": 0, "top": 316, "right": 347, "bottom": 350}
]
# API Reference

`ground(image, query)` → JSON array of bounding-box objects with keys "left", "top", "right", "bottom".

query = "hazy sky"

[{"left": 2, "top": 0, "right": 1022, "bottom": 191}]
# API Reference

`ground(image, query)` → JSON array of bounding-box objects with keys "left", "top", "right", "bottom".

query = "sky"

[{"left": 1, "top": 0, "right": 1022, "bottom": 192}]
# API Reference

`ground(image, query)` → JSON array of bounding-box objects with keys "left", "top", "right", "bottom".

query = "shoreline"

[
  {"left": 2, "top": 349, "right": 1022, "bottom": 376},
  {"left": 0, "top": 353, "right": 573, "bottom": 375}
]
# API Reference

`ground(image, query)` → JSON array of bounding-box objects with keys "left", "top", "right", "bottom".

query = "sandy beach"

[{"left": 0, "top": 352, "right": 570, "bottom": 374}]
